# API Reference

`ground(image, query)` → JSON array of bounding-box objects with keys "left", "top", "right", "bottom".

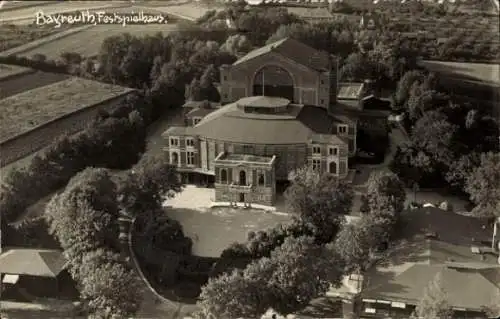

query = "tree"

[
  {"left": 411, "top": 110, "right": 458, "bottom": 166},
  {"left": 465, "top": 152, "right": 500, "bottom": 218},
  {"left": 199, "top": 64, "right": 221, "bottom": 102},
  {"left": 45, "top": 168, "right": 120, "bottom": 268},
  {"left": 117, "top": 153, "right": 182, "bottom": 218},
  {"left": 79, "top": 250, "right": 143, "bottom": 318},
  {"left": 445, "top": 152, "right": 481, "bottom": 191},
  {"left": 220, "top": 34, "right": 252, "bottom": 56},
  {"left": 186, "top": 78, "right": 204, "bottom": 101},
  {"left": 411, "top": 273, "right": 453, "bottom": 319},
  {"left": 284, "top": 166, "right": 354, "bottom": 244},
  {"left": 199, "top": 266, "right": 271, "bottom": 319},
  {"left": 407, "top": 90, "right": 450, "bottom": 121},
  {"left": 199, "top": 236, "right": 342, "bottom": 318},
  {"left": 265, "top": 236, "right": 341, "bottom": 315},
  {"left": 334, "top": 221, "right": 372, "bottom": 273},
  {"left": 394, "top": 70, "right": 424, "bottom": 107},
  {"left": 149, "top": 55, "right": 163, "bottom": 84},
  {"left": 361, "top": 171, "right": 406, "bottom": 215},
  {"left": 340, "top": 52, "right": 374, "bottom": 81}
]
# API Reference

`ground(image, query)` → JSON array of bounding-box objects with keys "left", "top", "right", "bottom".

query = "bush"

[
  {"left": 0, "top": 55, "right": 68, "bottom": 74},
  {"left": 0, "top": 95, "right": 147, "bottom": 223}
]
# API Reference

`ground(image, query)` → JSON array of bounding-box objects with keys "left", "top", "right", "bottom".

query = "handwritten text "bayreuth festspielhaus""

[{"left": 35, "top": 10, "right": 168, "bottom": 28}]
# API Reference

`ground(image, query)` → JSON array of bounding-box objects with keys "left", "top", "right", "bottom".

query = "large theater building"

[{"left": 163, "top": 38, "right": 388, "bottom": 206}]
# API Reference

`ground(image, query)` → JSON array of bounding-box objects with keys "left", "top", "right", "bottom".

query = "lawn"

[
  {"left": 0, "top": 24, "right": 72, "bottom": 53},
  {"left": 18, "top": 23, "right": 179, "bottom": 60},
  {"left": 0, "top": 63, "right": 33, "bottom": 80},
  {"left": 166, "top": 186, "right": 293, "bottom": 257},
  {"left": 419, "top": 60, "right": 500, "bottom": 85},
  {"left": 142, "top": 3, "right": 223, "bottom": 20},
  {"left": 0, "top": 1, "right": 121, "bottom": 24},
  {"left": 0, "top": 77, "right": 134, "bottom": 142}
]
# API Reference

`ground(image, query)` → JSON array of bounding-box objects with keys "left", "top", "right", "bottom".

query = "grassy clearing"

[
  {"left": 0, "top": 63, "right": 33, "bottom": 80},
  {"left": 144, "top": 3, "right": 223, "bottom": 20},
  {"left": 0, "top": 77, "right": 134, "bottom": 142},
  {"left": 0, "top": 24, "right": 72, "bottom": 53},
  {"left": 420, "top": 60, "right": 500, "bottom": 85},
  {"left": 0, "top": 1, "right": 121, "bottom": 23},
  {"left": 166, "top": 192, "right": 293, "bottom": 257},
  {"left": 18, "top": 23, "right": 178, "bottom": 60}
]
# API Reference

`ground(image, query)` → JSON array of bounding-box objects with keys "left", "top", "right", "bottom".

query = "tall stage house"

[{"left": 163, "top": 38, "right": 390, "bottom": 206}]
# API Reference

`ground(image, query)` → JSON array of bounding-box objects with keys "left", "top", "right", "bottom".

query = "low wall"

[{"left": 0, "top": 93, "right": 131, "bottom": 167}]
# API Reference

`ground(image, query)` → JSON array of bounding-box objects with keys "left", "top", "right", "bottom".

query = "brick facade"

[
  {"left": 165, "top": 136, "right": 350, "bottom": 182},
  {"left": 219, "top": 51, "right": 336, "bottom": 110}
]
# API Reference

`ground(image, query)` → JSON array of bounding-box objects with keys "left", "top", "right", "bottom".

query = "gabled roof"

[
  {"left": 286, "top": 7, "right": 334, "bottom": 19},
  {"left": 233, "top": 38, "right": 331, "bottom": 72},
  {"left": 186, "top": 107, "right": 215, "bottom": 118},
  {"left": 363, "top": 264, "right": 500, "bottom": 310},
  {"left": 337, "top": 82, "right": 365, "bottom": 100},
  {"left": 399, "top": 207, "right": 491, "bottom": 246},
  {"left": 0, "top": 249, "right": 66, "bottom": 278},
  {"left": 360, "top": 208, "right": 498, "bottom": 310}
]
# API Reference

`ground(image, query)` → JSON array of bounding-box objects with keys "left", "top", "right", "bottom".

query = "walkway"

[{"left": 128, "top": 218, "right": 200, "bottom": 319}]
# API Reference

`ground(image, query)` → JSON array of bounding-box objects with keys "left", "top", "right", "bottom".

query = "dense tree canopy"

[
  {"left": 361, "top": 171, "right": 407, "bottom": 215},
  {"left": 45, "top": 168, "right": 120, "bottom": 265},
  {"left": 78, "top": 249, "right": 143, "bottom": 318},
  {"left": 464, "top": 152, "right": 500, "bottom": 218},
  {"left": 45, "top": 168, "right": 142, "bottom": 317},
  {"left": 285, "top": 166, "right": 354, "bottom": 243},
  {"left": 199, "top": 236, "right": 342, "bottom": 318}
]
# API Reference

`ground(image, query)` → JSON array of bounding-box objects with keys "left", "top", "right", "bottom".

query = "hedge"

[{"left": 0, "top": 94, "right": 148, "bottom": 223}]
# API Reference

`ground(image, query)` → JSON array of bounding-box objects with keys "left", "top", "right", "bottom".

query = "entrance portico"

[{"left": 214, "top": 153, "right": 277, "bottom": 206}]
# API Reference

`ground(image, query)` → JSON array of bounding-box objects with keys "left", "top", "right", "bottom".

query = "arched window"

[
  {"left": 220, "top": 169, "right": 227, "bottom": 183},
  {"left": 253, "top": 65, "right": 294, "bottom": 101},
  {"left": 329, "top": 161, "right": 337, "bottom": 174},
  {"left": 171, "top": 152, "right": 179, "bottom": 165},
  {"left": 258, "top": 173, "right": 265, "bottom": 186},
  {"left": 239, "top": 170, "right": 246, "bottom": 185}
]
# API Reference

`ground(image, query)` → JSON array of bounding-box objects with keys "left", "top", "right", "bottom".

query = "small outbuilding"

[{"left": 0, "top": 248, "right": 72, "bottom": 299}]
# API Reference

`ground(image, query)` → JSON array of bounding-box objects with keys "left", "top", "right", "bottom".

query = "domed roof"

[
  {"left": 237, "top": 96, "right": 290, "bottom": 109},
  {"left": 191, "top": 96, "right": 345, "bottom": 145}
]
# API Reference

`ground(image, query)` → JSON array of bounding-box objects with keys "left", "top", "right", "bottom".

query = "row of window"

[
  {"left": 311, "top": 160, "right": 346, "bottom": 175},
  {"left": 220, "top": 169, "right": 266, "bottom": 186},
  {"left": 312, "top": 145, "right": 339, "bottom": 156},
  {"left": 169, "top": 137, "right": 195, "bottom": 147},
  {"left": 170, "top": 151, "right": 196, "bottom": 165}
]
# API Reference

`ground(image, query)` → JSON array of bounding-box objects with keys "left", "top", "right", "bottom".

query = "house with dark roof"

[
  {"left": 0, "top": 248, "right": 78, "bottom": 300},
  {"left": 333, "top": 208, "right": 500, "bottom": 318},
  {"left": 286, "top": 6, "right": 335, "bottom": 23},
  {"left": 163, "top": 38, "right": 390, "bottom": 206}
]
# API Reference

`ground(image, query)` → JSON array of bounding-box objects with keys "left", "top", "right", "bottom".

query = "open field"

[
  {"left": 419, "top": 60, "right": 500, "bottom": 85},
  {"left": 16, "top": 23, "right": 179, "bottom": 59},
  {"left": 0, "top": 1, "right": 129, "bottom": 24},
  {"left": 10, "top": 4, "right": 183, "bottom": 60},
  {"left": 0, "top": 71, "right": 70, "bottom": 99},
  {"left": 166, "top": 185, "right": 293, "bottom": 257},
  {"left": 0, "top": 77, "right": 134, "bottom": 142},
  {"left": 0, "top": 1, "right": 52, "bottom": 12},
  {"left": 0, "top": 23, "right": 74, "bottom": 53},
  {"left": 140, "top": 2, "right": 224, "bottom": 20},
  {"left": 0, "top": 63, "right": 33, "bottom": 80}
]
